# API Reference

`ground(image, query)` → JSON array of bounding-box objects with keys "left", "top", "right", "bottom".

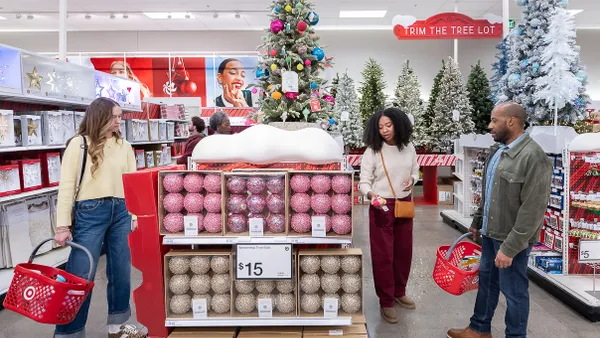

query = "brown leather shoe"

[
  {"left": 380, "top": 307, "right": 399, "bottom": 324},
  {"left": 395, "top": 295, "right": 416, "bottom": 309},
  {"left": 447, "top": 327, "right": 492, "bottom": 338}
]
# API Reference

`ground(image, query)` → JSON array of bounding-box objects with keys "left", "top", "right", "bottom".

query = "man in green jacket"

[{"left": 448, "top": 102, "right": 553, "bottom": 338}]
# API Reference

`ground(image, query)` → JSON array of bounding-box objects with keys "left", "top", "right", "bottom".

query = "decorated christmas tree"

[
  {"left": 419, "top": 60, "right": 446, "bottom": 151},
  {"left": 501, "top": 0, "right": 588, "bottom": 124},
  {"left": 489, "top": 37, "right": 510, "bottom": 105},
  {"left": 467, "top": 60, "right": 495, "bottom": 134},
  {"left": 330, "top": 73, "right": 340, "bottom": 99},
  {"left": 430, "top": 57, "right": 475, "bottom": 152},
  {"left": 359, "top": 58, "right": 386, "bottom": 124},
  {"left": 254, "top": 0, "right": 334, "bottom": 123},
  {"left": 336, "top": 72, "right": 364, "bottom": 149},
  {"left": 393, "top": 60, "right": 426, "bottom": 144}
]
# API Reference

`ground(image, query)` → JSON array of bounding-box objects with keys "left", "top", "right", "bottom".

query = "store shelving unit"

[
  {"left": 162, "top": 235, "right": 353, "bottom": 246},
  {"left": 165, "top": 317, "right": 353, "bottom": 328}
]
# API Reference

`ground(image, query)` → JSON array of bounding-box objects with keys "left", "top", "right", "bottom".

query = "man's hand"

[
  {"left": 468, "top": 227, "right": 480, "bottom": 241},
  {"left": 495, "top": 249, "right": 513, "bottom": 269}
]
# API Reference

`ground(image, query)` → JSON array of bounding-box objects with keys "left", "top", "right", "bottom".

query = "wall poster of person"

[{"left": 205, "top": 56, "right": 259, "bottom": 108}]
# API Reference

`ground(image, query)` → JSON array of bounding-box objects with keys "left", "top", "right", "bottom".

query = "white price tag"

[
  {"left": 323, "top": 298, "right": 339, "bottom": 318},
  {"left": 579, "top": 240, "right": 600, "bottom": 263},
  {"left": 258, "top": 299, "right": 273, "bottom": 318},
  {"left": 192, "top": 298, "right": 208, "bottom": 319},
  {"left": 184, "top": 216, "right": 199, "bottom": 236},
  {"left": 236, "top": 244, "right": 293, "bottom": 280},
  {"left": 340, "top": 111, "right": 350, "bottom": 121},
  {"left": 311, "top": 216, "right": 327, "bottom": 238},
  {"left": 329, "top": 329, "right": 343, "bottom": 336},
  {"left": 249, "top": 218, "right": 265, "bottom": 237},
  {"left": 452, "top": 110, "right": 460, "bottom": 122}
]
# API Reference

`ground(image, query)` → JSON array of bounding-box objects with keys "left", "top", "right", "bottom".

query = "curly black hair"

[
  {"left": 191, "top": 116, "right": 205, "bottom": 133},
  {"left": 363, "top": 107, "right": 413, "bottom": 152}
]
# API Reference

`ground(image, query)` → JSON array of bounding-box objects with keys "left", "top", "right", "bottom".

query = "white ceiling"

[{"left": 0, "top": 0, "right": 598, "bottom": 31}]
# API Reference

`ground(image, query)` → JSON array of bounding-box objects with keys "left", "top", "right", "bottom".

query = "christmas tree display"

[
  {"left": 419, "top": 60, "right": 446, "bottom": 151},
  {"left": 467, "top": 60, "right": 494, "bottom": 134},
  {"left": 489, "top": 37, "right": 510, "bottom": 105},
  {"left": 336, "top": 72, "right": 364, "bottom": 149},
  {"left": 501, "top": 0, "right": 588, "bottom": 124},
  {"left": 254, "top": 0, "right": 334, "bottom": 123},
  {"left": 430, "top": 57, "right": 475, "bottom": 152},
  {"left": 533, "top": 7, "right": 587, "bottom": 125},
  {"left": 359, "top": 58, "right": 386, "bottom": 124},
  {"left": 330, "top": 73, "right": 340, "bottom": 99},
  {"left": 393, "top": 60, "right": 426, "bottom": 144}
]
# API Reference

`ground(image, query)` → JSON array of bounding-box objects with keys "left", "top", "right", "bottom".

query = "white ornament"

[{"left": 281, "top": 71, "right": 299, "bottom": 93}]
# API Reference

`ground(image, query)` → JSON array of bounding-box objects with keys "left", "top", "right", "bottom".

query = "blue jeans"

[
  {"left": 469, "top": 236, "right": 532, "bottom": 338},
  {"left": 55, "top": 198, "right": 132, "bottom": 338}
]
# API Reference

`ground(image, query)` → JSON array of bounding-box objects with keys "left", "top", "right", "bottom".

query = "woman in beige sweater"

[
  {"left": 359, "top": 107, "right": 419, "bottom": 324},
  {"left": 53, "top": 97, "right": 141, "bottom": 338}
]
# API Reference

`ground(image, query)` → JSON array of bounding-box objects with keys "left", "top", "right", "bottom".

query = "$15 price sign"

[{"left": 235, "top": 243, "right": 293, "bottom": 280}]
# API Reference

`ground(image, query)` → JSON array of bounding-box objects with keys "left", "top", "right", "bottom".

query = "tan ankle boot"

[
  {"left": 447, "top": 327, "right": 492, "bottom": 338},
  {"left": 395, "top": 295, "right": 416, "bottom": 309},
  {"left": 380, "top": 307, "right": 399, "bottom": 324}
]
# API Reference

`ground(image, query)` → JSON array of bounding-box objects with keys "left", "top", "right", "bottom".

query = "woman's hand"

[
  {"left": 54, "top": 227, "right": 72, "bottom": 247},
  {"left": 223, "top": 84, "right": 249, "bottom": 107},
  {"left": 402, "top": 177, "right": 414, "bottom": 191},
  {"left": 132, "top": 219, "right": 138, "bottom": 231}
]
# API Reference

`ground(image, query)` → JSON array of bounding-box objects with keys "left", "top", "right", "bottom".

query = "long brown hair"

[{"left": 68, "top": 97, "right": 122, "bottom": 177}]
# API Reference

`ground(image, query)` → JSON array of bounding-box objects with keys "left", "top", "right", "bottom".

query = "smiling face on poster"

[{"left": 206, "top": 56, "right": 258, "bottom": 108}]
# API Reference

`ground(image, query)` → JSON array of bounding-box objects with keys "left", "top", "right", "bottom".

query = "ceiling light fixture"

[
  {"left": 15, "top": 13, "right": 21, "bottom": 19},
  {"left": 339, "top": 10, "right": 387, "bottom": 18},
  {"left": 85, "top": 13, "right": 91, "bottom": 19},
  {"left": 567, "top": 9, "right": 583, "bottom": 16},
  {"left": 0, "top": 16, "right": 6, "bottom": 21},
  {"left": 27, "top": 13, "right": 34, "bottom": 20},
  {"left": 235, "top": 12, "right": 241, "bottom": 19},
  {"left": 185, "top": 13, "right": 191, "bottom": 19},
  {"left": 123, "top": 13, "right": 129, "bottom": 19},
  {"left": 213, "top": 12, "right": 219, "bottom": 19},
  {"left": 144, "top": 12, "right": 195, "bottom": 19},
  {"left": 110, "top": 13, "right": 116, "bottom": 19}
]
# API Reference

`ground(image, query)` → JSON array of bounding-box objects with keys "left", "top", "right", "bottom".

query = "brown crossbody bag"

[{"left": 380, "top": 151, "right": 415, "bottom": 219}]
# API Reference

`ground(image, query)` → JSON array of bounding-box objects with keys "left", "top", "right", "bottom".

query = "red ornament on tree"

[
  {"left": 297, "top": 21, "right": 308, "bottom": 34},
  {"left": 270, "top": 49, "right": 277, "bottom": 56}
]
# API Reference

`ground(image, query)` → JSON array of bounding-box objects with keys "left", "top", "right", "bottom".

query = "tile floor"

[{"left": 0, "top": 205, "right": 599, "bottom": 337}]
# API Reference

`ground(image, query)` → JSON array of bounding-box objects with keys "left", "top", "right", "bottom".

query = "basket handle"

[
  {"left": 28, "top": 238, "right": 96, "bottom": 283},
  {"left": 445, "top": 232, "right": 475, "bottom": 261}
]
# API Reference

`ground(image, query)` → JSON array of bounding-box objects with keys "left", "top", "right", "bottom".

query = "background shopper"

[
  {"left": 209, "top": 111, "right": 232, "bottom": 135},
  {"left": 359, "top": 107, "right": 420, "bottom": 324},
  {"left": 176, "top": 116, "right": 206, "bottom": 165},
  {"left": 447, "top": 102, "right": 553, "bottom": 338},
  {"left": 53, "top": 97, "right": 141, "bottom": 338}
]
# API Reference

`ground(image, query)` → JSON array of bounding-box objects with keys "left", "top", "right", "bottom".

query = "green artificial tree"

[
  {"left": 254, "top": 0, "right": 334, "bottom": 123},
  {"left": 359, "top": 58, "right": 386, "bottom": 124},
  {"left": 393, "top": 60, "right": 426, "bottom": 145},
  {"left": 330, "top": 73, "right": 340, "bottom": 99},
  {"left": 336, "top": 72, "right": 364, "bottom": 149},
  {"left": 467, "top": 60, "right": 495, "bottom": 134},
  {"left": 420, "top": 60, "right": 446, "bottom": 152}
]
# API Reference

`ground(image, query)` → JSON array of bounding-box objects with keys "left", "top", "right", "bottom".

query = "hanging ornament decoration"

[
  {"left": 270, "top": 64, "right": 278, "bottom": 71},
  {"left": 310, "top": 99, "right": 321, "bottom": 112},
  {"left": 309, "top": 34, "right": 316, "bottom": 39},
  {"left": 282, "top": 71, "right": 299, "bottom": 94},
  {"left": 251, "top": 88, "right": 258, "bottom": 94},
  {"left": 297, "top": 21, "right": 308, "bottom": 34},
  {"left": 285, "top": 5, "right": 292, "bottom": 12},
  {"left": 267, "top": 84, "right": 273, "bottom": 91},
  {"left": 295, "top": 2, "right": 304, "bottom": 10},
  {"left": 297, "top": 64, "right": 304, "bottom": 71},
  {"left": 285, "top": 92, "right": 298, "bottom": 100},
  {"left": 311, "top": 48, "right": 325, "bottom": 61},
  {"left": 298, "top": 45, "right": 308, "bottom": 55},
  {"left": 310, "top": 82, "right": 318, "bottom": 89},
  {"left": 303, "top": 108, "right": 310, "bottom": 120},
  {"left": 329, "top": 118, "right": 336, "bottom": 125},
  {"left": 306, "top": 11, "right": 319, "bottom": 25},
  {"left": 576, "top": 70, "right": 588, "bottom": 83},
  {"left": 26, "top": 66, "right": 43, "bottom": 90},
  {"left": 270, "top": 49, "right": 277, "bottom": 57},
  {"left": 521, "top": 58, "right": 529, "bottom": 69},
  {"left": 282, "top": 48, "right": 286, "bottom": 55},
  {"left": 558, "top": 0, "right": 568, "bottom": 8},
  {"left": 270, "top": 19, "right": 284, "bottom": 34},
  {"left": 532, "top": 63, "right": 540, "bottom": 74},
  {"left": 304, "top": 59, "right": 311, "bottom": 67},
  {"left": 256, "top": 67, "right": 267, "bottom": 78},
  {"left": 285, "top": 57, "right": 292, "bottom": 63},
  {"left": 530, "top": 18, "right": 541, "bottom": 28},
  {"left": 271, "top": 91, "right": 282, "bottom": 100},
  {"left": 508, "top": 73, "right": 521, "bottom": 85},
  {"left": 286, "top": 23, "right": 291, "bottom": 31},
  {"left": 274, "top": 7, "right": 281, "bottom": 13},
  {"left": 515, "top": 0, "right": 528, "bottom": 6},
  {"left": 322, "top": 94, "right": 335, "bottom": 105}
]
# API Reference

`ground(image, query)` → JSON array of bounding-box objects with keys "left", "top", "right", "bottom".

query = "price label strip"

[
  {"left": 579, "top": 240, "right": 600, "bottom": 263},
  {"left": 236, "top": 243, "right": 293, "bottom": 280}
]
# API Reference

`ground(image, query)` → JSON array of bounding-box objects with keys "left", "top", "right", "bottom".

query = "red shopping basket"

[
  {"left": 433, "top": 232, "right": 482, "bottom": 296},
  {"left": 3, "top": 238, "right": 95, "bottom": 325}
]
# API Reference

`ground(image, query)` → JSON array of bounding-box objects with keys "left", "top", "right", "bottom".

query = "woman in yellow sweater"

[{"left": 53, "top": 97, "right": 139, "bottom": 338}]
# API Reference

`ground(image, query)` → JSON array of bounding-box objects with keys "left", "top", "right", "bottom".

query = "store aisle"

[{"left": 0, "top": 205, "right": 599, "bottom": 337}]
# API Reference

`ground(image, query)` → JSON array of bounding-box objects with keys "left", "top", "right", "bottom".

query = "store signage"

[
  {"left": 0, "top": 45, "right": 24, "bottom": 95},
  {"left": 393, "top": 12, "right": 503, "bottom": 40},
  {"left": 235, "top": 243, "right": 292, "bottom": 280},
  {"left": 95, "top": 71, "right": 142, "bottom": 111},
  {"left": 579, "top": 240, "right": 600, "bottom": 263}
]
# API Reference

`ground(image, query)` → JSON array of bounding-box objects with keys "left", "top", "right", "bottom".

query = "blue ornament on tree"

[
  {"left": 306, "top": 11, "right": 319, "bottom": 25},
  {"left": 521, "top": 58, "right": 529, "bottom": 69},
  {"left": 310, "top": 82, "right": 318, "bottom": 89},
  {"left": 515, "top": 0, "right": 528, "bottom": 6},
  {"left": 329, "top": 118, "right": 336, "bottom": 125},
  {"left": 558, "top": 0, "right": 568, "bottom": 8},
  {"left": 311, "top": 48, "right": 325, "bottom": 61},
  {"left": 508, "top": 73, "right": 521, "bottom": 85},
  {"left": 576, "top": 70, "right": 587, "bottom": 83},
  {"left": 286, "top": 23, "right": 291, "bottom": 31},
  {"left": 274, "top": 7, "right": 281, "bottom": 13},
  {"left": 256, "top": 68, "right": 266, "bottom": 78},
  {"left": 530, "top": 18, "right": 541, "bottom": 28},
  {"left": 532, "top": 63, "right": 540, "bottom": 74}
]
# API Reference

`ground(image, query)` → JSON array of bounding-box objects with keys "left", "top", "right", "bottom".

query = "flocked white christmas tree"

[
  {"left": 336, "top": 72, "right": 364, "bottom": 149},
  {"left": 430, "top": 57, "right": 474, "bottom": 152},
  {"left": 393, "top": 60, "right": 426, "bottom": 145},
  {"left": 534, "top": 7, "right": 586, "bottom": 125}
]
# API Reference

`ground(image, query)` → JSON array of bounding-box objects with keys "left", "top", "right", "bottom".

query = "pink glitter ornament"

[
  {"left": 311, "top": 194, "right": 331, "bottom": 214},
  {"left": 266, "top": 214, "right": 285, "bottom": 233},
  {"left": 163, "top": 213, "right": 184, "bottom": 233},
  {"left": 163, "top": 174, "right": 184, "bottom": 193},
  {"left": 311, "top": 175, "right": 332, "bottom": 194},
  {"left": 332, "top": 175, "right": 353, "bottom": 194},
  {"left": 228, "top": 214, "right": 248, "bottom": 233},
  {"left": 332, "top": 214, "right": 352, "bottom": 235},
  {"left": 332, "top": 194, "right": 352, "bottom": 214},
  {"left": 227, "top": 177, "right": 247, "bottom": 194},
  {"left": 183, "top": 174, "right": 204, "bottom": 193},
  {"left": 247, "top": 177, "right": 267, "bottom": 194},
  {"left": 163, "top": 193, "right": 184, "bottom": 213},
  {"left": 267, "top": 177, "right": 285, "bottom": 194},
  {"left": 290, "top": 175, "right": 311, "bottom": 193},
  {"left": 204, "top": 193, "right": 222, "bottom": 213},
  {"left": 291, "top": 213, "right": 311, "bottom": 233},
  {"left": 291, "top": 193, "right": 311, "bottom": 213},
  {"left": 187, "top": 213, "right": 205, "bottom": 233},
  {"left": 247, "top": 194, "right": 266, "bottom": 214},
  {"left": 204, "top": 174, "right": 222, "bottom": 193},
  {"left": 204, "top": 213, "right": 223, "bottom": 233},
  {"left": 315, "top": 214, "right": 332, "bottom": 232},
  {"left": 184, "top": 193, "right": 204, "bottom": 213},
  {"left": 267, "top": 194, "right": 285, "bottom": 213},
  {"left": 227, "top": 194, "right": 248, "bottom": 214}
]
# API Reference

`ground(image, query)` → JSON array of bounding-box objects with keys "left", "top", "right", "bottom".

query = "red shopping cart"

[
  {"left": 433, "top": 232, "right": 482, "bottom": 296},
  {"left": 2, "top": 238, "right": 95, "bottom": 325}
]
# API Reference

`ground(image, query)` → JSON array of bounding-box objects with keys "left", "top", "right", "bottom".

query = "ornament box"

[
  {"left": 11, "top": 159, "right": 43, "bottom": 192},
  {"left": 0, "top": 110, "right": 16, "bottom": 147},
  {"left": 61, "top": 111, "right": 76, "bottom": 142},
  {"left": 126, "top": 119, "right": 149, "bottom": 143},
  {"left": 175, "top": 123, "right": 189, "bottom": 138},
  {"left": 237, "top": 327, "right": 303, "bottom": 337},
  {"left": 159, "top": 119, "right": 168, "bottom": 141},
  {"left": 0, "top": 164, "right": 22, "bottom": 197},
  {"left": 20, "top": 115, "right": 43, "bottom": 146},
  {"left": 13, "top": 116, "right": 23, "bottom": 146},
  {"left": 296, "top": 248, "right": 364, "bottom": 319},
  {"left": 162, "top": 146, "right": 172, "bottom": 165},
  {"left": 149, "top": 119, "right": 160, "bottom": 141},
  {"left": 40, "top": 152, "right": 61, "bottom": 187},
  {"left": 145, "top": 151, "right": 156, "bottom": 168},
  {"left": 288, "top": 171, "right": 354, "bottom": 238},
  {"left": 167, "top": 122, "right": 175, "bottom": 141},
  {"left": 42, "top": 111, "right": 65, "bottom": 145},
  {"left": 119, "top": 120, "right": 126, "bottom": 138},
  {"left": 74, "top": 112, "right": 85, "bottom": 132},
  {"left": 222, "top": 172, "right": 289, "bottom": 237},
  {"left": 158, "top": 170, "right": 224, "bottom": 236},
  {"left": 154, "top": 150, "right": 163, "bottom": 167},
  {"left": 135, "top": 150, "right": 145, "bottom": 169},
  {"left": 168, "top": 328, "right": 237, "bottom": 338},
  {"left": 164, "top": 249, "right": 233, "bottom": 319}
]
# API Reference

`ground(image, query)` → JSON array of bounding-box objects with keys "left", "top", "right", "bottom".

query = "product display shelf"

[
  {"left": 0, "top": 145, "right": 66, "bottom": 153},
  {"left": 0, "top": 186, "right": 58, "bottom": 204},
  {"left": 165, "top": 317, "right": 352, "bottom": 328},
  {"left": 162, "top": 235, "right": 353, "bottom": 245}
]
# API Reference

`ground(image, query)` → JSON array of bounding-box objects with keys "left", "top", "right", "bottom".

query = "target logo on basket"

[
  {"left": 472, "top": 276, "right": 480, "bottom": 285},
  {"left": 23, "top": 286, "right": 37, "bottom": 301}
]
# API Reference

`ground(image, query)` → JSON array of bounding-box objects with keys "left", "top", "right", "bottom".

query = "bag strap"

[
  {"left": 379, "top": 151, "right": 397, "bottom": 200},
  {"left": 73, "top": 135, "right": 88, "bottom": 203}
]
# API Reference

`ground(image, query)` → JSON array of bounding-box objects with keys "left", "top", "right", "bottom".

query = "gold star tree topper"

[{"left": 26, "top": 66, "right": 44, "bottom": 90}]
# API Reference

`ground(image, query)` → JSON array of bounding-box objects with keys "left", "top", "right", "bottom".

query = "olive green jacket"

[{"left": 471, "top": 133, "right": 553, "bottom": 258}]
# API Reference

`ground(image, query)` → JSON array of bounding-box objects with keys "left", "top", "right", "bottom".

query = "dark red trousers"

[{"left": 369, "top": 196, "right": 413, "bottom": 308}]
